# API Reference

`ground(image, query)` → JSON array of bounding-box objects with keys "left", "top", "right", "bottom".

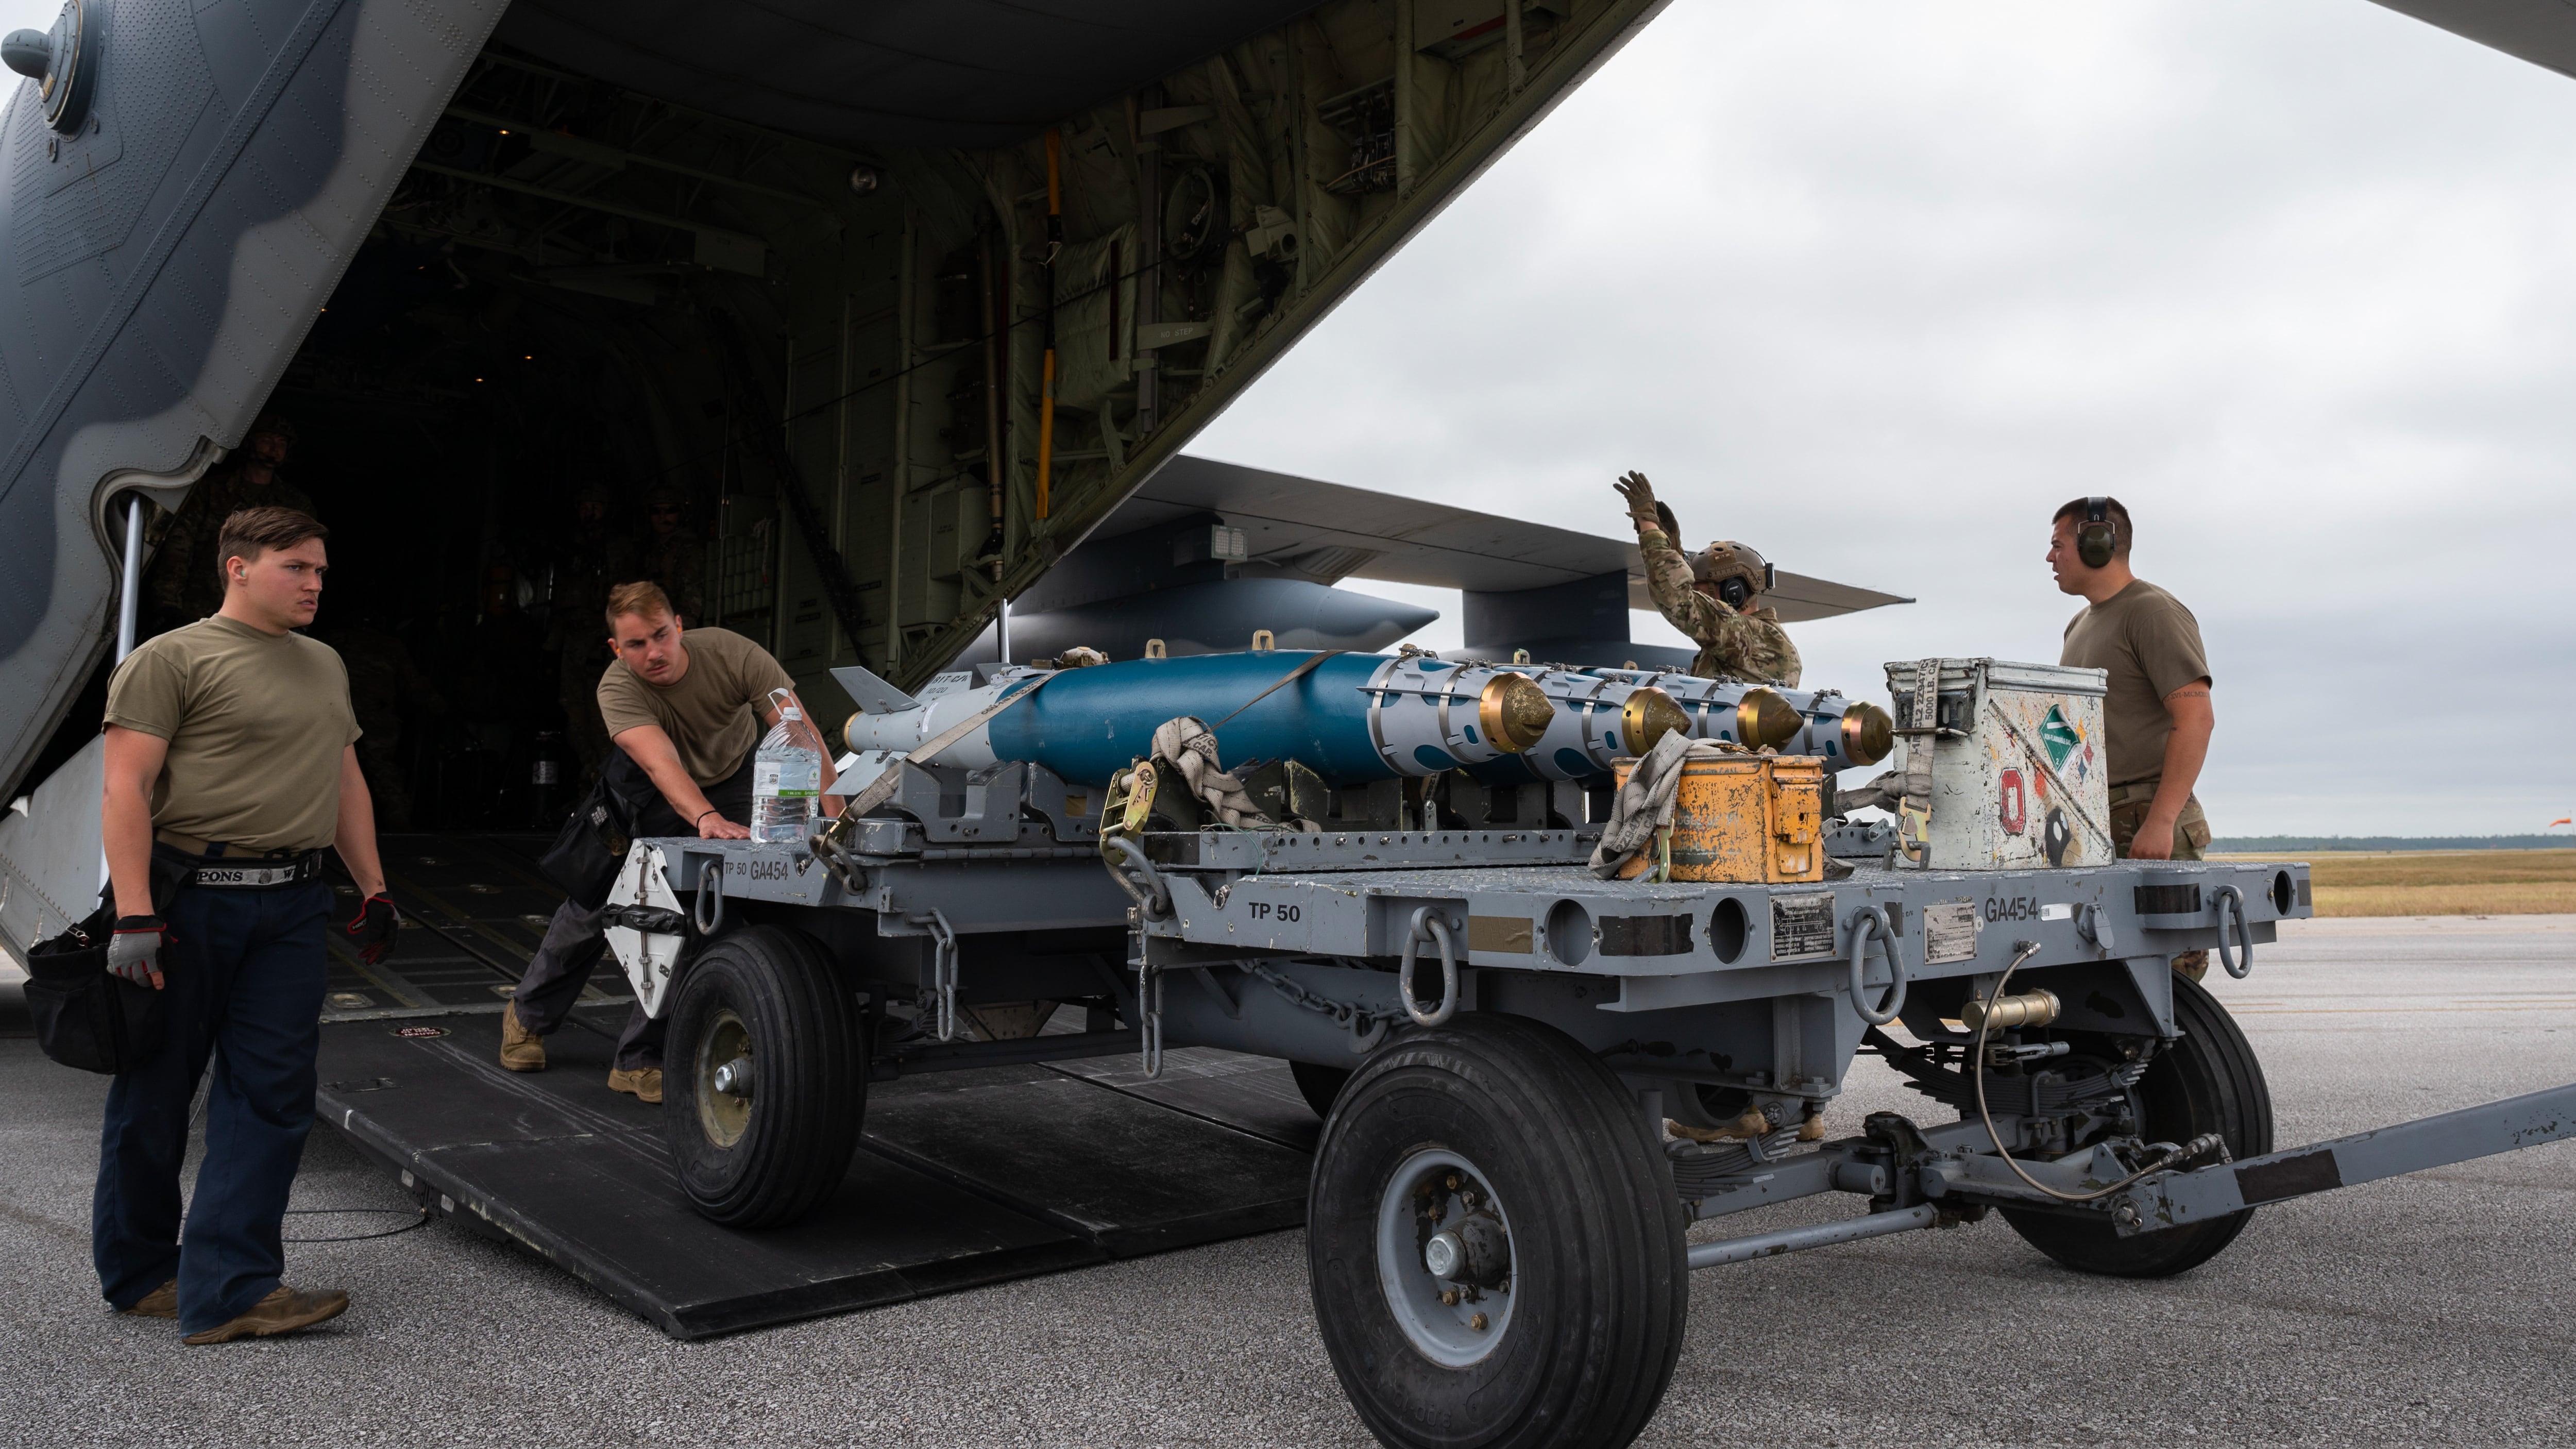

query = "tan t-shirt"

[
  {"left": 2060, "top": 579, "right": 2211, "bottom": 788},
  {"left": 103, "top": 615, "right": 361, "bottom": 852},
  {"left": 596, "top": 626, "right": 795, "bottom": 786}
]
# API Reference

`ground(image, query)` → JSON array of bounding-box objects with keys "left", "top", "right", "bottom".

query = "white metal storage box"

[{"left": 1884, "top": 658, "right": 2111, "bottom": 870}]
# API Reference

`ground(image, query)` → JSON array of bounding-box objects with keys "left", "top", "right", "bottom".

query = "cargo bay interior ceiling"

[{"left": 327, "top": 0, "right": 1669, "bottom": 680}]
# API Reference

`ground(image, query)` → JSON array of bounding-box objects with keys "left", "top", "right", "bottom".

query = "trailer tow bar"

[{"left": 2108, "top": 1079, "right": 2576, "bottom": 1235}]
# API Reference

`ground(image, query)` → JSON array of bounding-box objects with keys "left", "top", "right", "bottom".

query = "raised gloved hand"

[
  {"left": 1613, "top": 470, "right": 1661, "bottom": 530},
  {"left": 108, "top": 916, "right": 171, "bottom": 989},
  {"left": 346, "top": 894, "right": 401, "bottom": 964}
]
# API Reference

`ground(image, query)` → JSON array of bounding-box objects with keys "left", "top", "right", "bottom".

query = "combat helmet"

[{"left": 1690, "top": 540, "right": 1773, "bottom": 599}]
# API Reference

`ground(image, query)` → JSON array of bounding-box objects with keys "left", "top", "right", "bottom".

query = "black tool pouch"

[
  {"left": 538, "top": 752, "right": 654, "bottom": 909},
  {"left": 22, "top": 852, "right": 185, "bottom": 1075}
]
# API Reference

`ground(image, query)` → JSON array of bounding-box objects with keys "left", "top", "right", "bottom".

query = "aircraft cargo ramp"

[{"left": 323, "top": 833, "right": 1319, "bottom": 1339}]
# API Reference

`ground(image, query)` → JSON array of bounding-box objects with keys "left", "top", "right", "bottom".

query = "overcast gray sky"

[{"left": 1194, "top": 0, "right": 2576, "bottom": 838}]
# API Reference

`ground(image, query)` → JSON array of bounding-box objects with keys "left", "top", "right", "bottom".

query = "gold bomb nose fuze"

[{"left": 1584, "top": 667, "right": 1894, "bottom": 771}]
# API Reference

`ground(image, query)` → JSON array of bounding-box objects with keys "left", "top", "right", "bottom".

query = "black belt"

[{"left": 151, "top": 843, "right": 327, "bottom": 889}]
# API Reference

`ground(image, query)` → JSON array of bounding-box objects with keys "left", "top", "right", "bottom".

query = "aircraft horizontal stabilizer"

[{"left": 1111, "top": 457, "right": 1913, "bottom": 625}]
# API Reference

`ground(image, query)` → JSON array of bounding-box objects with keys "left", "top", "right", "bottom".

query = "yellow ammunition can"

[{"left": 1613, "top": 754, "right": 1828, "bottom": 884}]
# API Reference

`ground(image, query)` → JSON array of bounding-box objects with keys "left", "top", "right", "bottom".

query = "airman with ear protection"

[
  {"left": 2049, "top": 495, "right": 2219, "bottom": 976},
  {"left": 1613, "top": 470, "right": 1801, "bottom": 686}
]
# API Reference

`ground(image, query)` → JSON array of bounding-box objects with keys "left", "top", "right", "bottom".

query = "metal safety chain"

[
  {"left": 1242, "top": 961, "right": 1408, "bottom": 1053},
  {"left": 909, "top": 908, "right": 961, "bottom": 1042},
  {"left": 1136, "top": 956, "right": 1166, "bottom": 1077}
]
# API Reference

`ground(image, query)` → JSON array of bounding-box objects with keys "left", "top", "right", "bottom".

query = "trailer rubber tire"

[
  {"left": 2003, "top": 971, "right": 2273, "bottom": 1277},
  {"left": 665, "top": 925, "right": 863, "bottom": 1229},
  {"left": 1307, "top": 1014, "right": 1687, "bottom": 1449},
  {"left": 1291, "top": 1060, "right": 1351, "bottom": 1120}
]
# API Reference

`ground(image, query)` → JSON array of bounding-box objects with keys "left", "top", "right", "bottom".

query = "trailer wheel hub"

[
  {"left": 1377, "top": 1148, "right": 1516, "bottom": 1366},
  {"left": 695, "top": 1010, "right": 754, "bottom": 1149}
]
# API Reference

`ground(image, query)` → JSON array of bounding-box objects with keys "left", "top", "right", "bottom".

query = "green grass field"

[{"left": 2213, "top": 849, "right": 2576, "bottom": 917}]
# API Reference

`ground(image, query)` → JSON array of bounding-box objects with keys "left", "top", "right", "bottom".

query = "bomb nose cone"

[
  {"left": 1620, "top": 686, "right": 1691, "bottom": 757},
  {"left": 1478, "top": 673, "right": 1552, "bottom": 754},
  {"left": 3, "top": 29, "right": 50, "bottom": 80},
  {"left": 1839, "top": 700, "right": 1893, "bottom": 766},
  {"left": 1734, "top": 687, "right": 1802, "bottom": 752}
]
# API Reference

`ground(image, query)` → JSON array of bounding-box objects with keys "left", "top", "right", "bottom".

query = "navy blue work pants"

[{"left": 92, "top": 873, "right": 330, "bottom": 1334}]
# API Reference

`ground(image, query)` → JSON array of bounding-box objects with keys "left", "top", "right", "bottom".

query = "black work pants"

[
  {"left": 94, "top": 858, "right": 330, "bottom": 1333},
  {"left": 512, "top": 754, "right": 752, "bottom": 1069}
]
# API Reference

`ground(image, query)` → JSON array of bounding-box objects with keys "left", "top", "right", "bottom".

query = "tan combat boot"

[
  {"left": 181, "top": 1285, "right": 349, "bottom": 1344},
  {"left": 120, "top": 1278, "right": 178, "bottom": 1319},
  {"left": 607, "top": 1067, "right": 663, "bottom": 1104},
  {"left": 2172, "top": 950, "right": 2209, "bottom": 984},
  {"left": 498, "top": 1001, "right": 545, "bottom": 1072}
]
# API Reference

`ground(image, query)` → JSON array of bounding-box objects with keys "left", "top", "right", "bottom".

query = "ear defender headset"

[
  {"left": 1715, "top": 560, "right": 1777, "bottom": 610},
  {"left": 2076, "top": 497, "right": 2118, "bottom": 569}
]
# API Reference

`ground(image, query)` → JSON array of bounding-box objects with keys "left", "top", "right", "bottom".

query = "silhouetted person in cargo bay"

[
  {"left": 499, "top": 582, "right": 834, "bottom": 1101},
  {"left": 2049, "top": 496, "right": 2215, "bottom": 979}
]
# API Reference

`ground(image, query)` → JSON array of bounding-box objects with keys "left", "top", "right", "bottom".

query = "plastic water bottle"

[{"left": 751, "top": 688, "right": 822, "bottom": 844}]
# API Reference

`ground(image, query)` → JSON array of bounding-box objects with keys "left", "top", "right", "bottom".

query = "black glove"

[
  {"left": 108, "top": 915, "right": 171, "bottom": 987},
  {"left": 347, "top": 894, "right": 401, "bottom": 965}
]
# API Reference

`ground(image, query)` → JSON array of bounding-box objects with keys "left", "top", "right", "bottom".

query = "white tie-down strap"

[{"left": 1149, "top": 716, "right": 1306, "bottom": 831}]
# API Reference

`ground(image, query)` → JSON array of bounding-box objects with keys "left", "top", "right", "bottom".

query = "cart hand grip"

[
  {"left": 1844, "top": 905, "right": 1908, "bottom": 1025},
  {"left": 2212, "top": 884, "right": 2253, "bottom": 979}
]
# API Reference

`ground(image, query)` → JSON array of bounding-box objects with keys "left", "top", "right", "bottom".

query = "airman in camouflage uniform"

[
  {"left": 144, "top": 415, "right": 311, "bottom": 630},
  {"left": 1614, "top": 470, "right": 1801, "bottom": 686}
]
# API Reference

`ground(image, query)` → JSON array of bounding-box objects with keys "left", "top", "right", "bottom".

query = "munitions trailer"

[{"left": 601, "top": 659, "right": 2575, "bottom": 1449}]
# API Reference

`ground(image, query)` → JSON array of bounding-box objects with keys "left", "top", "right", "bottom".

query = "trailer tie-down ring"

[
  {"left": 1102, "top": 837, "right": 1173, "bottom": 920},
  {"left": 692, "top": 860, "right": 725, "bottom": 936},
  {"left": 1400, "top": 907, "right": 1460, "bottom": 1027},
  {"left": 1843, "top": 905, "right": 1907, "bottom": 1025},
  {"left": 2212, "top": 885, "right": 2255, "bottom": 979}
]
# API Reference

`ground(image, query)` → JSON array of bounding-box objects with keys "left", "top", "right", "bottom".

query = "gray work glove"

[
  {"left": 108, "top": 915, "right": 171, "bottom": 988},
  {"left": 1613, "top": 470, "right": 1662, "bottom": 531}
]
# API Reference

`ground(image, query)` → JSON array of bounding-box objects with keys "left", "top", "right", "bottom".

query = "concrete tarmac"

[{"left": 1, "top": 917, "right": 2568, "bottom": 1446}]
